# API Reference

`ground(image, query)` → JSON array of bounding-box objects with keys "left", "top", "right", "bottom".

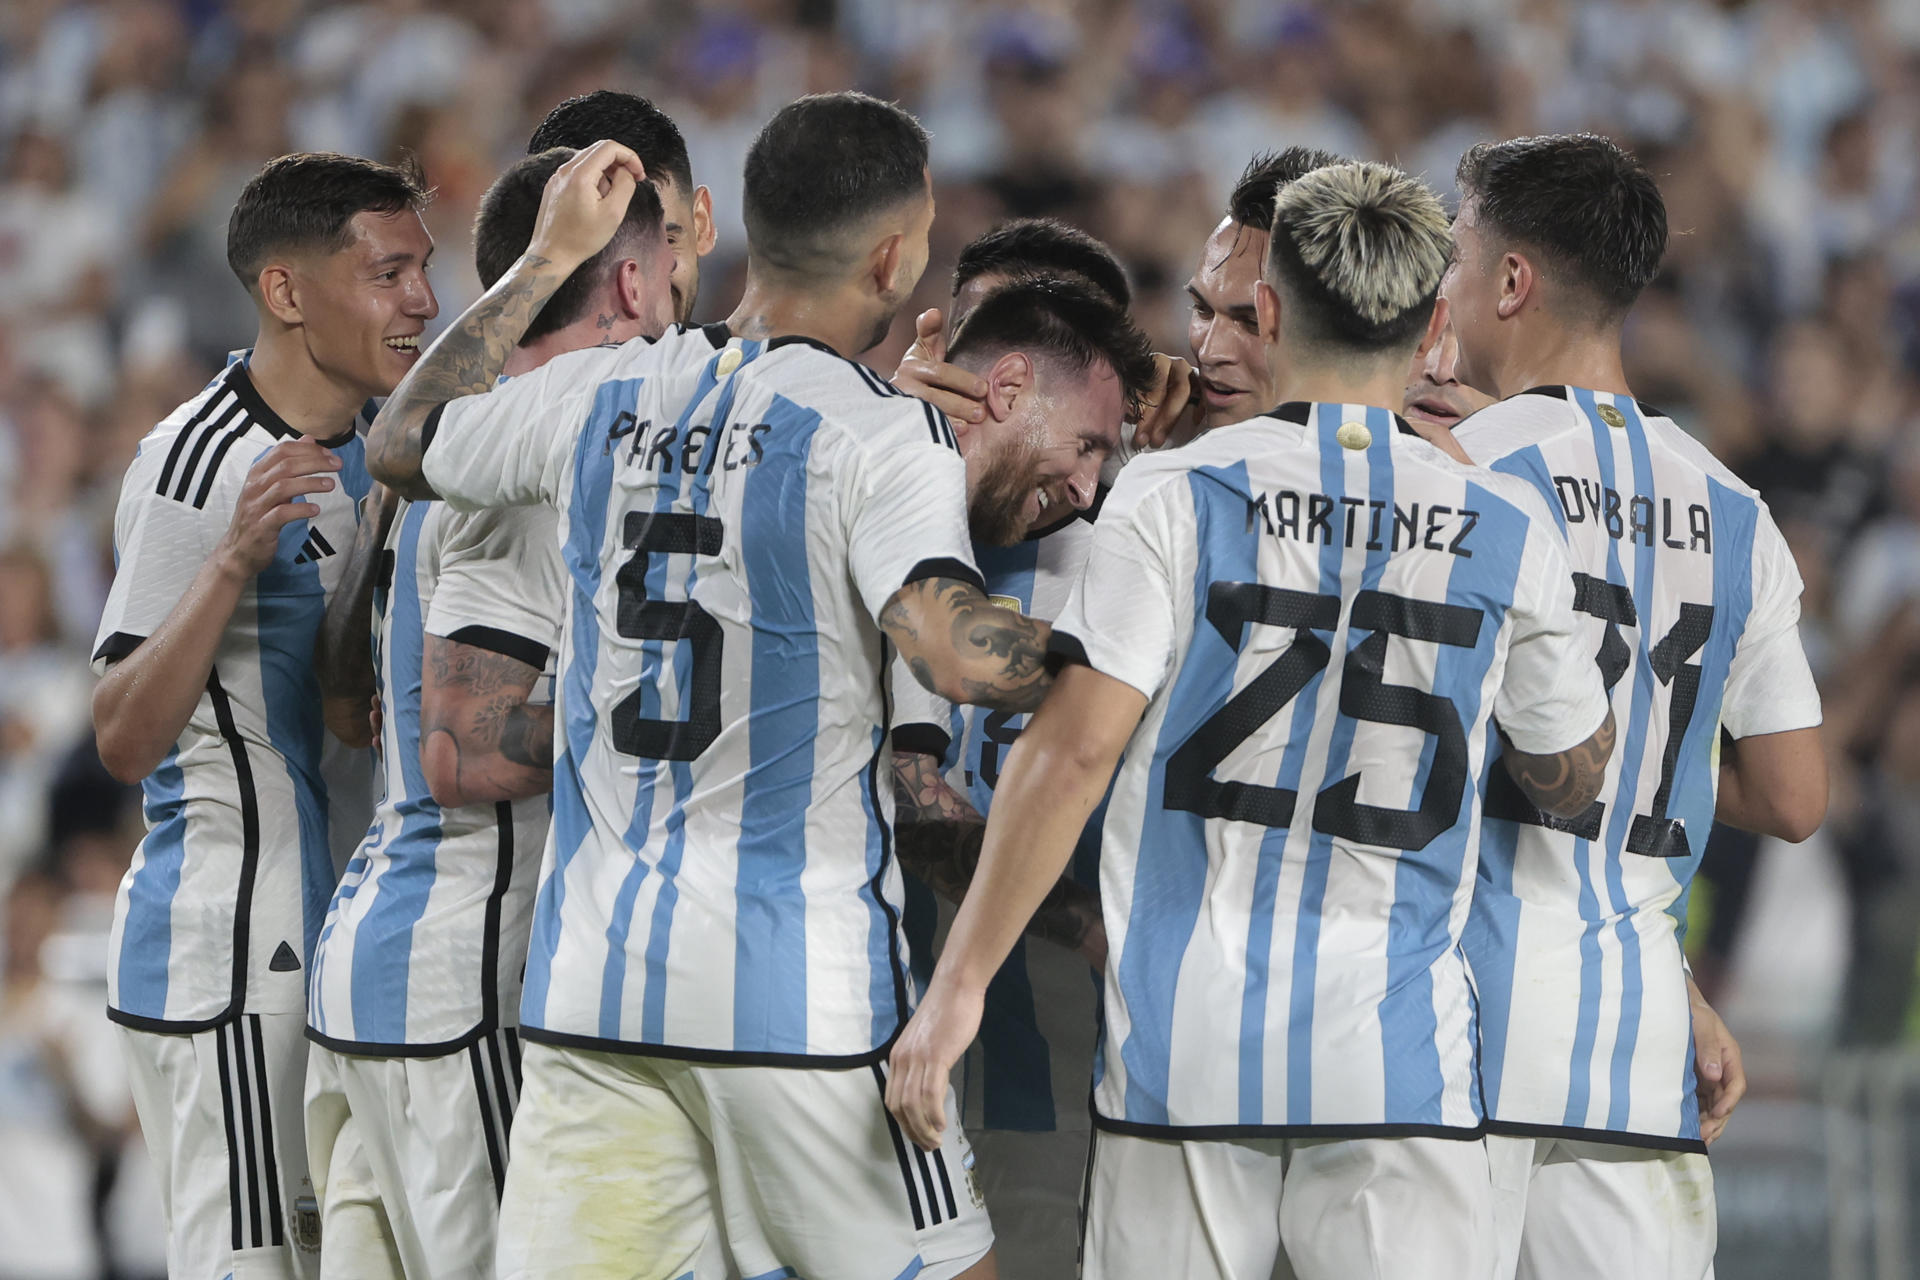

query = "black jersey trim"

[
  {"left": 1518, "top": 384, "right": 1669, "bottom": 423},
  {"left": 1046, "top": 630, "right": 1092, "bottom": 672},
  {"left": 157, "top": 383, "right": 235, "bottom": 497},
  {"left": 170, "top": 400, "right": 248, "bottom": 507},
  {"left": 767, "top": 333, "right": 841, "bottom": 356},
  {"left": 444, "top": 625, "right": 552, "bottom": 672},
  {"left": 208, "top": 668, "right": 261, "bottom": 1026},
  {"left": 418, "top": 402, "right": 446, "bottom": 458},
  {"left": 1517, "top": 385, "right": 1571, "bottom": 401},
  {"left": 192, "top": 405, "right": 260, "bottom": 508},
  {"left": 867, "top": 650, "right": 914, "bottom": 1034},
  {"left": 902, "top": 557, "right": 987, "bottom": 595},
  {"left": 1091, "top": 1113, "right": 1487, "bottom": 1142},
  {"left": 108, "top": 1006, "right": 245, "bottom": 1034},
  {"left": 303, "top": 1023, "right": 505, "bottom": 1058},
  {"left": 699, "top": 322, "right": 734, "bottom": 349},
  {"left": 516, "top": 1024, "right": 901, "bottom": 1069},
  {"left": 1482, "top": 1119, "right": 1707, "bottom": 1155},
  {"left": 225, "top": 361, "right": 300, "bottom": 441},
  {"left": 891, "top": 723, "right": 952, "bottom": 759},
  {"left": 93, "top": 631, "right": 146, "bottom": 666},
  {"left": 876, "top": 1063, "right": 928, "bottom": 1230},
  {"left": 1269, "top": 401, "right": 1314, "bottom": 425}
]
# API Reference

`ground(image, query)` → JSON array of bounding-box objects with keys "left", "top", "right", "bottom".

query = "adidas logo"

[
  {"left": 292, "top": 529, "right": 337, "bottom": 565},
  {"left": 269, "top": 941, "right": 302, "bottom": 972}
]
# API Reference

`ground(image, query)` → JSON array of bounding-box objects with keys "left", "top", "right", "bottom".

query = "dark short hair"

[
  {"left": 227, "top": 152, "right": 430, "bottom": 288},
  {"left": 528, "top": 89, "right": 695, "bottom": 195},
  {"left": 742, "top": 92, "right": 929, "bottom": 277},
  {"left": 1456, "top": 132, "right": 1667, "bottom": 317},
  {"left": 472, "top": 148, "right": 665, "bottom": 343},
  {"left": 952, "top": 218, "right": 1131, "bottom": 310},
  {"left": 948, "top": 276, "right": 1158, "bottom": 419},
  {"left": 1228, "top": 146, "right": 1348, "bottom": 229}
]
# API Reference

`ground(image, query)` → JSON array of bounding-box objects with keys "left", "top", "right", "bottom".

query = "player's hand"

[
  {"left": 1130, "top": 353, "right": 1204, "bottom": 451},
  {"left": 893, "top": 308, "right": 988, "bottom": 424},
  {"left": 529, "top": 140, "right": 647, "bottom": 273},
  {"left": 215, "top": 439, "right": 341, "bottom": 579},
  {"left": 886, "top": 976, "right": 985, "bottom": 1151},
  {"left": 369, "top": 691, "right": 384, "bottom": 758},
  {"left": 1690, "top": 980, "right": 1745, "bottom": 1146}
]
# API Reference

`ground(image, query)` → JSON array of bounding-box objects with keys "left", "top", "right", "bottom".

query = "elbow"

[
  {"left": 420, "top": 735, "right": 471, "bottom": 809},
  {"left": 1538, "top": 778, "right": 1603, "bottom": 822},
  {"left": 1768, "top": 783, "right": 1828, "bottom": 844},
  {"left": 94, "top": 726, "right": 158, "bottom": 786},
  {"left": 323, "top": 700, "right": 374, "bottom": 751}
]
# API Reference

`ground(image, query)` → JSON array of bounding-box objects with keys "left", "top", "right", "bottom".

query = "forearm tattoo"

[
  {"left": 880, "top": 578, "right": 1053, "bottom": 714},
  {"left": 423, "top": 636, "right": 554, "bottom": 782},
  {"left": 1503, "top": 709, "right": 1617, "bottom": 818}
]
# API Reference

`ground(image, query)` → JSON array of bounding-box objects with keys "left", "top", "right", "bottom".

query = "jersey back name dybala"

[
  {"left": 308, "top": 498, "right": 562, "bottom": 1053},
  {"left": 94, "top": 357, "right": 373, "bottom": 1030},
  {"left": 422, "top": 327, "right": 980, "bottom": 1064},
  {"left": 1456, "top": 388, "right": 1821, "bottom": 1150},
  {"left": 1051, "top": 402, "right": 1608, "bottom": 1137}
]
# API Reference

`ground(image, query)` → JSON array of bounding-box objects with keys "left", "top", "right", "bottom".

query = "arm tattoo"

[
  {"left": 367, "top": 253, "right": 569, "bottom": 498},
  {"left": 890, "top": 750, "right": 1100, "bottom": 954},
  {"left": 1502, "top": 709, "right": 1617, "bottom": 818},
  {"left": 882, "top": 578, "right": 1053, "bottom": 713},
  {"left": 422, "top": 636, "right": 554, "bottom": 792},
  {"left": 315, "top": 487, "right": 397, "bottom": 704}
]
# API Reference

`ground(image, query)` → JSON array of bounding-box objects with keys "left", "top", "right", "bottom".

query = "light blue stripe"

[
  {"left": 119, "top": 748, "right": 186, "bottom": 1015},
  {"left": 1463, "top": 729, "right": 1522, "bottom": 1111},
  {"left": 521, "top": 377, "right": 641, "bottom": 1029},
  {"left": 347, "top": 503, "right": 443, "bottom": 1040},
  {"left": 1490, "top": 445, "right": 1569, "bottom": 538},
  {"left": 856, "top": 724, "right": 898, "bottom": 1047},
  {"left": 1286, "top": 403, "right": 1377, "bottom": 1124},
  {"left": 732, "top": 387, "right": 830, "bottom": 1055},
  {"left": 1119, "top": 462, "right": 1257, "bottom": 1125}
]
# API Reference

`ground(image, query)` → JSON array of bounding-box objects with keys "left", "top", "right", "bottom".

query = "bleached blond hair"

[{"left": 1264, "top": 161, "right": 1451, "bottom": 353}]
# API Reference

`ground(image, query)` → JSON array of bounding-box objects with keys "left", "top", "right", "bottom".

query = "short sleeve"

[
  {"left": 889, "top": 645, "right": 955, "bottom": 758},
  {"left": 421, "top": 346, "right": 619, "bottom": 512},
  {"left": 423, "top": 504, "right": 566, "bottom": 673},
  {"left": 1492, "top": 515, "right": 1612, "bottom": 754},
  {"left": 845, "top": 429, "right": 982, "bottom": 625},
  {"left": 92, "top": 479, "right": 222, "bottom": 673},
  {"left": 1050, "top": 473, "right": 1182, "bottom": 700},
  {"left": 1721, "top": 507, "right": 1822, "bottom": 738}
]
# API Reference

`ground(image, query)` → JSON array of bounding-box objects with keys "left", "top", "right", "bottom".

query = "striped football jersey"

[
  {"left": 1456, "top": 387, "right": 1822, "bottom": 1150},
  {"left": 421, "top": 327, "right": 981, "bottom": 1064},
  {"left": 896, "top": 505, "right": 1105, "bottom": 1132},
  {"left": 1049, "top": 401, "right": 1609, "bottom": 1136},
  {"left": 308, "top": 497, "right": 563, "bottom": 1051},
  {"left": 94, "top": 355, "right": 374, "bottom": 1029}
]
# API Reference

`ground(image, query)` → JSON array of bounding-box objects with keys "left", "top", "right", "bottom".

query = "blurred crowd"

[{"left": 2, "top": 0, "right": 1919, "bottom": 1274}]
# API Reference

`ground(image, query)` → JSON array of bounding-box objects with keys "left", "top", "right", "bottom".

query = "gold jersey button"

[{"left": 1336, "top": 420, "right": 1372, "bottom": 450}]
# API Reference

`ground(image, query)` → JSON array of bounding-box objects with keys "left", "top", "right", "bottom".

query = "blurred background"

[{"left": 0, "top": 0, "right": 1917, "bottom": 1276}]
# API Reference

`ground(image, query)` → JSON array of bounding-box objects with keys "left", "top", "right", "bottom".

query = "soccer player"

[
  {"left": 888, "top": 161, "right": 1617, "bottom": 1280},
  {"left": 302, "top": 148, "right": 676, "bottom": 1279},
  {"left": 361, "top": 96, "right": 1056, "bottom": 1279},
  {"left": 91, "top": 153, "right": 437, "bottom": 1279},
  {"left": 529, "top": 89, "right": 717, "bottom": 325},
  {"left": 1442, "top": 133, "right": 1828, "bottom": 1280}
]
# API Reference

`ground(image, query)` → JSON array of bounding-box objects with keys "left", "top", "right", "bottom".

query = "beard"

[{"left": 968, "top": 435, "right": 1044, "bottom": 547}]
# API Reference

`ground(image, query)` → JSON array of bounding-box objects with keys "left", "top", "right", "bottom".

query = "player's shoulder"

[
  {"left": 1454, "top": 386, "right": 1589, "bottom": 463},
  {"left": 1632, "top": 403, "right": 1758, "bottom": 499},
  {"left": 751, "top": 335, "right": 960, "bottom": 454},
  {"left": 123, "top": 358, "right": 298, "bottom": 513},
  {"left": 432, "top": 492, "right": 561, "bottom": 552}
]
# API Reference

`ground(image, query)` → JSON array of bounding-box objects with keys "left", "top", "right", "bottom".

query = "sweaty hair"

[
  {"left": 527, "top": 89, "right": 695, "bottom": 195},
  {"left": 952, "top": 219, "right": 1131, "bottom": 310},
  {"left": 472, "top": 148, "right": 665, "bottom": 343},
  {"left": 1264, "top": 161, "right": 1451, "bottom": 355},
  {"left": 742, "top": 92, "right": 929, "bottom": 278},
  {"left": 1455, "top": 132, "right": 1667, "bottom": 318},
  {"left": 227, "top": 152, "right": 430, "bottom": 290},
  {"left": 1228, "top": 146, "right": 1349, "bottom": 229},
  {"left": 947, "top": 276, "right": 1158, "bottom": 419}
]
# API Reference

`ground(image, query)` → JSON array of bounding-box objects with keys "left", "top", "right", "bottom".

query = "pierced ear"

[
  {"left": 693, "top": 186, "right": 717, "bottom": 257},
  {"left": 258, "top": 264, "right": 301, "bottom": 326},
  {"left": 1254, "top": 279, "right": 1283, "bottom": 345}
]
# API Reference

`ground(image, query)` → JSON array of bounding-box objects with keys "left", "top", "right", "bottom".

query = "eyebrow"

[{"left": 370, "top": 248, "right": 431, "bottom": 269}]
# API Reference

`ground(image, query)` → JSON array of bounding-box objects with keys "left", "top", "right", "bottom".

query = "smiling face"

[
  {"left": 1186, "top": 217, "right": 1276, "bottom": 428},
  {"left": 289, "top": 208, "right": 439, "bottom": 399},
  {"left": 966, "top": 355, "right": 1125, "bottom": 544}
]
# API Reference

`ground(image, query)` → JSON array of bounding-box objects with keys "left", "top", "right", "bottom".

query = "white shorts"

[
  {"left": 1486, "top": 1134, "right": 1715, "bottom": 1280},
  {"left": 1082, "top": 1129, "right": 1493, "bottom": 1280},
  {"left": 494, "top": 1042, "right": 993, "bottom": 1280},
  {"left": 119, "top": 1014, "right": 319, "bottom": 1280},
  {"left": 304, "top": 1029, "right": 523, "bottom": 1279}
]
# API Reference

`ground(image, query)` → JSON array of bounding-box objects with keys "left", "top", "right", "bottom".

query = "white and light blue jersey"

[
  {"left": 422, "top": 327, "right": 981, "bottom": 1064},
  {"left": 94, "top": 356, "right": 374, "bottom": 1030},
  {"left": 897, "top": 507, "right": 1105, "bottom": 1132},
  {"left": 1050, "top": 402, "right": 1609, "bottom": 1137},
  {"left": 308, "top": 498, "right": 563, "bottom": 1052},
  {"left": 1456, "top": 387, "right": 1821, "bottom": 1150}
]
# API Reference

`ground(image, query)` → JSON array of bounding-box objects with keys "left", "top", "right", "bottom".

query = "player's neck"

[
  {"left": 1491, "top": 328, "right": 1633, "bottom": 402},
  {"left": 725, "top": 273, "right": 879, "bottom": 358},
  {"left": 247, "top": 328, "right": 373, "bottom": 439},
  {"left": 1274, "top": 362, "right": 1409, "bottom": 419},
  {"left": 505, "top": 315, "right": 645, "bottom": 377}
]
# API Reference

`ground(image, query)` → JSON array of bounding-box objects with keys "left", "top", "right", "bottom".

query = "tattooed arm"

[
  {"left": 1498, "top": 708, "right": 1617, "bottom": 819},
  {"left": 366, "top": 142, "right": 649, "bottom": 498},
  {"left": 892, "top": 750, "right": 1107, "bottom": 967},
  {"left": 880, "top": 578, "right": 1053, "bottom": 713},
  {"left": 316, "top": 484, "right": 399, "bottom": 748},
  {"left": 418, "top": 635, "right": 554, "bottom": 807}
]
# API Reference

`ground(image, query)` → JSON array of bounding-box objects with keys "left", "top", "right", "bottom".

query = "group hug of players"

[{"left": 87, "top": 85, "right": 1827, "bottom": 1280}]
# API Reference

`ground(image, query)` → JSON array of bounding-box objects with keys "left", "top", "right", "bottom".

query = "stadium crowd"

[{"left": 0, "top": 0, "right": 1917, "bottom": 1275}]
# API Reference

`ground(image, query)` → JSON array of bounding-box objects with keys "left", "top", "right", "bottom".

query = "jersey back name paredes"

[
  {"left": 94, "top": 357, "right": 373, "bottom": 1030},
  {"left": 421, "top": 327, "right": 980, "bottom": 1065},
  {"left": 1050, "top": 401, "right": 1607, "bottom": 1138},
  {"left": 1456, "top": 387, "right": 1821, "bottom": 1150}
]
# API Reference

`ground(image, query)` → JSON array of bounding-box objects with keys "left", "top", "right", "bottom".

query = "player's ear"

[
  {"left": 692, "top": 186, "right": 717, "bottom": 257},
  {"left": 1499, "top": 252, "right": 1531, "bottom": 319},
  {"left": 983, "top": 350, "right": 1033, "bottom": 422},
  {"left": 256, "top": 262, "right": 301, "bottom": 326},
  {"left": 1254, "top": 279, "right": 1283, "bottom": 346},
  {"left": 614, "top": 256, "right": 645, "bottom": 319},
  {"left": 871, "top": 231, "right": 906, "bottom": 297}
]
